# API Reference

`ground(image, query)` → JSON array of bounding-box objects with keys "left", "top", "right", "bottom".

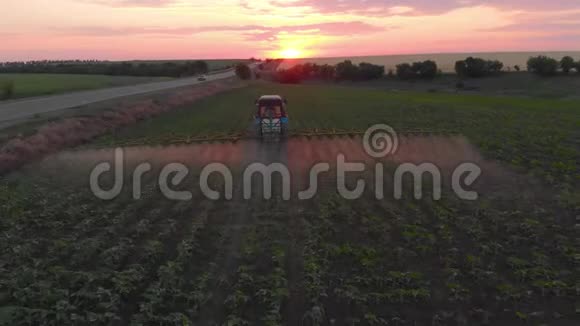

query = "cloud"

[
  {"left": 61, "top": 25, "right": 262, "bottom": 36},
  {"left": 87, "top": 0, "right": 178, "bottom": 7},
  {"left": 481, "top": 22, "right": 580, "bottom": 33},
  {"left": 55, "top": 22, "right": 385, "bottom": 41},
  {"left": 241, "top": 22, "right": 386, "bottom": 41},
  {"left": 267, "top": 0, "right": 420, "bottom": 16},
  {"left": 528, "top": 33, "right": 580, "bottom": 42},
  {"left": 265, "top": 0, "right": 580, "bottom": 16},
  {"left": 479, "top": 11, "right": 580, "bottom": 33},
  {"left": 388, "top": 6, "right": 414, "bottom": 15}
]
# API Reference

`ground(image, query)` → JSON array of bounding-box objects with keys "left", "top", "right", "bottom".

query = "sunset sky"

[{"left": 2, "top": 0, "right": 579, "bottom": 61}]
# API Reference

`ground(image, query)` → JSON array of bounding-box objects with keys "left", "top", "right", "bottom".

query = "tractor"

[{"left": 254, "top": 95, "right": 288, "bottom": 138}]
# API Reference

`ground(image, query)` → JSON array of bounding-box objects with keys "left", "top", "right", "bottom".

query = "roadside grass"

[
  {"left": 97, "top": 87, "right": 254, "bottom": 145},
  {"left": 0, "top": 73, "right": 171, "bottom": 100},
  {"left": 97, "top": 83, "right": 580, "bottom": 188}
]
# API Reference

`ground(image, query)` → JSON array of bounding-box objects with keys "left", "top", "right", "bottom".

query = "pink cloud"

[
  {"left": 267, "top": 0, "right": 579, "bottom": 16},
  {"left": 481, "top": 22, "right": 580, "bottom": 33},
  {"left": 53, "top": 22, "right": 385, "bottom": 41},
  {"left": 241, "top": 22, "right": 386, "bottom": 41},
  {"left": 2, "top": 0, "right": 579, "bottom": 61},
  {"left": 87, "top": 0, "right": 177, "bottom": 7}
]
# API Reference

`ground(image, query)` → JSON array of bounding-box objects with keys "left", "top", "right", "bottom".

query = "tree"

[
  {"left": 412, "top": 60, "right": 438, "bottom": 79},
  {"left": 318, "top": 64, "right": 335, "bottom": 80},
  {"left": 487, "top": 60, "right": 504, "bottom": 74},
  {"left": 358, "top": 62, "right": 385, "bottom": 80},
  {"left": 395, "top": 60, "right": 438, "bottom": 80},
  {"left": 527, "top": 56, "right": 558, "bottom": 76},
  {"left": 274, "top": 60, "right": 382, "bottom": 83},
  {"left": 301, "top": 63, "right": 320, "bottom": 78},
  {"left": 455, "top": 57, "right": 504, "bottom": 77},
  {"left": 276, "top": 68, "right": 303, "bottom": 84},
  {"left": 182, "top": 61, "right": 208, "bottom": 76},
  {"left": 464, "top": 57, "right": 488, "bottom": 77},
  {"left": 335, "top": 60, "right": 359, "bottom": 80},
  {"left": 0, "top": 60, "right": 213, "bottom": 77},
  {"left": 193, "top": 60, "right": 209, "bottom": 74},
  {"left": 455, "top": 60, "right": 467, "bottom": 77},
  {"left": 560, "top": 56, "right": 575, "bottom": 74},
  {"left": 396, "top": 63, "right": 415, "bottom": 80},
  {"left": 514, "top": 65, "right": 521, "bottom": 72},
  {"left": 235, "top": 63, "right": 252, "bottom": 80}
]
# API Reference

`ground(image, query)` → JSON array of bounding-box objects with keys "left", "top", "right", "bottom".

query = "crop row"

[
  {"left": 1, "top": 166, "right": 577, "bottom": 325},
  {"left": 297, "top": 190, "right": 577, "bottom": 325}
]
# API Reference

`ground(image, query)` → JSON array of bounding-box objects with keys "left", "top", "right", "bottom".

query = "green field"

[
  {"left": 338, "top": 72, "right": 580, "bottom": 99},
  {"left": 1, "top": 84, "right": 578, "bottom": 325},
  {"left": 99, "top": 83, "right": 579, "bottom": 187},
  {"left": 0, "top": 74, "right": 171, "bottom": 99}
]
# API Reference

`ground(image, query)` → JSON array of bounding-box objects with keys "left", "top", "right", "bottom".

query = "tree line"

[
  {"left": 395, "top": 60, "right": 439, "bottom": 79},
  {"left": 454, "top": 57, "right": 504, "bottom": 78},
  {"left": 453, "top": 55, "right": 580, "bottom": 77},
  {"left": 276, "top": 60, "right": 385, "bottom": 83},
  {"left": 273, "top": 54, "right": 580, "bottom": 84},
  {"left": 527, "top": 55, "right": 580, "bottom": 76},
  {"left": 0, "top": 60, "right": 210, "bottom": 77}
]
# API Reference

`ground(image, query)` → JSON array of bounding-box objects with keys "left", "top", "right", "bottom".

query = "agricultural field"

[
  {"left": 332, "top": 73, "right": 580, "bottom": 99},
  {"left": 0, "top": 83, "right": 578, "bottom": 325},
  {"left": 98, "top": 83, "right": 579, "bottom": 188},
  {"left": 0, "top": 74, "right": 171, "bottom": 100}
]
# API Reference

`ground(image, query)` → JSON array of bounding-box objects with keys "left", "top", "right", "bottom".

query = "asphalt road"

[{"left": 0, "top": 69, "right": 235, "bottom": 128}]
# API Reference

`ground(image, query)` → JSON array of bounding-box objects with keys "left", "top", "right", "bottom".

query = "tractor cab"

[{"left": 255, "top": 95, "right": 289, "bottom": 137}]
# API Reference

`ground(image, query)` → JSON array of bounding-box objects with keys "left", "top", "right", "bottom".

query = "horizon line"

[{"left": 2, "top": 49, "right": 580, "bottom": 63}]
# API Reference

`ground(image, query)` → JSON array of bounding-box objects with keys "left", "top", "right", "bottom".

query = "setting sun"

[{"left": 278, "top": 48, "right": 302, "bottom": 59}]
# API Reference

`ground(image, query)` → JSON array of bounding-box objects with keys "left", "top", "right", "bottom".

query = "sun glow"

[{"left": 278, "top": 48, "right": 302, "bottom": 59}]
